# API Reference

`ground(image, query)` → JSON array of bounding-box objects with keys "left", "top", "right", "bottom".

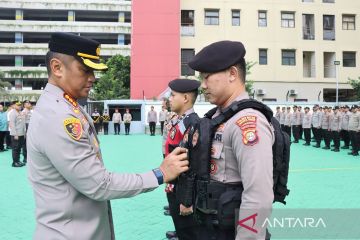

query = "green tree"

[
  {"left": 245, "top": 61, "right": 256, "bottom": 95},
  {"left": 0, "top": 71, "right": 12, "bottom": 93},
  {"left": 92, "top": 55, "right": 130, "bottom": 100},
  {"left": 348, "top": 76, "right": 360, "bottom": 100}
]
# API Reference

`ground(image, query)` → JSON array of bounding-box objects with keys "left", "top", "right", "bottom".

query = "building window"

[
  {"left": 282, "top": 50, "right": 296, "bottom": 66},
  {"left": 15, "top": 10, "right": 23, "bottom": 20},
  {"left": 323, "top": 15, "right": 335, "bottom": 40},
  {"left": 181, "top": 49, "right": 195, "bottom": 76},
  {"left": 15, "top": 56, "right": 23, "bottom": 66},
  {"left": 181, "top": 10, "right": 195, "bottom": 36},
  {"left": 342, "top": 14, "right": 355, "bottom": 30},
  {"left": 259, "top": 49, "right": 268, "bottom": 65},
  {"left": 302, "top": 0, "right": 314, "bottom": 2},
  {"left": 281, "top": 12, "right": 295, "bottom": 28},
  {"left": 323, "top": 0, "right": 335, "bottom": 3},
  {"left": 15, "top": 32, "right": 23, "bottom": 43},
  {"left": 232, "top": 10, "right": 240, "bottom": 26},
  {"left": 182, "top": 10, "right": 194, "bottom": 26},
  {"left": 118, "top": 34, "right": 126, "bottom": 45},
  {"left": 258, "top": 11, "right": 267, "bottom": 27},
  {"left": 205, "top": 9, "right": 219, "bottom": 25},
  {"left": 343, "top": 52, "right": 356, "bottom": 67},
  {"left": 68, "top": 11, "right": 75, "bottom": 21}
]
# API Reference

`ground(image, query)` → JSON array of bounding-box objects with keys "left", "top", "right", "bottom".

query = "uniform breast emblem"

[
  {"left": 63, "top": 117, "right": 83, "bottom": 141},
  {"left": 170, "top": 127, "right": 177, "bottom": 140}
]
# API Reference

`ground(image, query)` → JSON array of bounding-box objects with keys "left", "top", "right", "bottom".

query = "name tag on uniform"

[{"left": 211, "top": 142, "right": 224, "bottom": 159}]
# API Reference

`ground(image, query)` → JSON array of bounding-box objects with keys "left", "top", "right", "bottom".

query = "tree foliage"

[
  {"left": 245, "top": 61, "right": 256, "bottom": 95},
  {"left": 348, "top": 76, "right": 360, "bottom": 100},
  {"left": 92, "top": 55, "right": 130, "bottom": 100}
]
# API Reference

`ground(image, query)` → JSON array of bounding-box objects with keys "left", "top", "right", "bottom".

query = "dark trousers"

[
  {"left": 125, "top": 123, "right": 130, "bottom": 135},
  {"left": 198, "top": 218, "right": 271, "bottom": 240},
  {"left": 114, "top": 123, "right": 120, "bottom": 135},
  {"left": 149, "top": 122, "right": 156, "bottom": 135},
  {"left": 304, "top": 128, "right": 311, "bottom": 144},
  {"left": 167, "top": 192, "right": 199, "bottom": 240},
  {"left": 5, "top": 131, "right": 11, "bottom": 147},
  {"left": 341, "top": 130, "right": 350, "bottom": 147},
  {"left": 94, "top": 123, "right": 100, "bottom": 134},
  {"left": 284, "top": 126, "right": 291, "bottom": 140},
  {"left": 322, "top": 129, "right": 331, "bottom": 147},
  {"left": 280, "top": 124, "right": 285, "bottom": 131},
  {"left": 332, "top": 131, "right": 340, "bottom": 150},
  {"left": 312, "top": 127, "right": 321, "bottom": 146},
  {"left": 292, "top": 125, "right": 300, "bottom": 142},
  {"left": 349, "top": 131, "right": 358, "bottom": 154},
  {"left": 299, "top": 126, "right": 303, "bottom": 139},
  {"left": 11, "top": 136, "right": 26, "bottom": 164},
  {"left": 0, "top": 131, "right": 5, "bottom": 151},
  {"left": 103, "top": 123, "right": 109, "bottom": 135},
  {"left": 160, "top": 121, "right": 165, "bottom": 135}
]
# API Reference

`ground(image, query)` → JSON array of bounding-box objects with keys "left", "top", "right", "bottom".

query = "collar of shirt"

[{"left": 214, "top": 91, "right": 249, "bottom": 117}]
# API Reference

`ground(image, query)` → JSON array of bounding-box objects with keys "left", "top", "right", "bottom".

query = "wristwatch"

[{"left": 152, "top": 168, "right": 164, "bottom": 185}]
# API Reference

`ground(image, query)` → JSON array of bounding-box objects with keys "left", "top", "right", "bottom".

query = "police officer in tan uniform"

[
  {"left": 188, "top": 40, "right": 274, "bottom": 240},
  {"left": 329, "top": 106, "right": 342, "bottom": 152},
  {"left": 321, "top": 106, "right": 331, "bottom": 149},
  {"left": 27, "top": 32, "right": 189, "bottom": 240},
  {"left": 302, "top": 107, "right": 312, "bottom": 146},
  {"left": 348, "top": 105, "right": 360, "bottom": 156}
]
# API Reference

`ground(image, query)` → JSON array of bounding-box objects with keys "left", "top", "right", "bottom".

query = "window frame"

[
  {"left": 343, "top": 51, "right": 356, "bottom": 67},
  {"left": 231, "top": 9, "right": 240, "bottom": 26},
  {"left": 259, "top": 49, "right": 268, "bottom": 65},
  {"left": 204, "top": 9, "right": 219, "bottom": 25},
  {"left": 342, "top": 14, "right": 355, "bottom": 30},
  {"left": 181, "top": 49, "right": 195, "bottom": 76},
  {"left": 281, "top": 11, "right": 295, "bottom": 28},
  {"left": 282, "top": 50, "right": 296, "bottom": 66},
  {"left": 258, "top": 10, "right": 267, "bottom": 27}
]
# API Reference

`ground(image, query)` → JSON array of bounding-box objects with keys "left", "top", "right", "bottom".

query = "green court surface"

[{"left": 1, "top": 135, "right": 360, "bottom": 240}]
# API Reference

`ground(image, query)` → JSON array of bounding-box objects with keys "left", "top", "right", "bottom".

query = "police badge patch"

[
  {"left": 170, "top": 127, "right": 177, "bottom": 140},
  {"left": 236, "top": 115, "right": 259, "bottom": 146},
  {"left": 64, "top": 117, "right": 83, "bottom": 140},
  {"left": 242, "top": 128, "right": 258, "bottom": 146}
]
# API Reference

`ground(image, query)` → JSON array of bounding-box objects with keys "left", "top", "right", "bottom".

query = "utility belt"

[{"left": 195, "top": 180, "right": 243, "bottom": 229}]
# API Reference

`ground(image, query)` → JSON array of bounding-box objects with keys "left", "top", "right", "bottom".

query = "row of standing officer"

[{"left": 276, "top": 104, "right": 360, "bottom": 153}]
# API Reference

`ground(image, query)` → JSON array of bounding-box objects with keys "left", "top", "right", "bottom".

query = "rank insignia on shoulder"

[
  {"left": 63, "top": 93, "right": 78, "bottom": 108},
  {"left": 64, "top": 117, "right": 83, "bottom": 141}
]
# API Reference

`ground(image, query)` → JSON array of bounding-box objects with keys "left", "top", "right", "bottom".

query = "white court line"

[{"left": 290, "top": 167, "right": 360, "bottom": 173}]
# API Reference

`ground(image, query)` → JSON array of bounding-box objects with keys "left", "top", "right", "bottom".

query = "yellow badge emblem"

[
  {"left": 96, "top": 47, "right": 100, "bottom": 56},
  {"left": 64, "top": 118, "right": 83, "bottom": 141}
]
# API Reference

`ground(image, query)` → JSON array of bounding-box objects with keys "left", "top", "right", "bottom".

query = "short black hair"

[
  {"left": 45, "top": 51, "right": 58, "bottom": 75},
  {"left": 234, "top": 59, "right": 246, "bottom": 83}
]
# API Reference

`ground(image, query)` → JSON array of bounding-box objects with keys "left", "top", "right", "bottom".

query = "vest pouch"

[{"left": 217, "top": 190, "right": 242, "bottom": 229}]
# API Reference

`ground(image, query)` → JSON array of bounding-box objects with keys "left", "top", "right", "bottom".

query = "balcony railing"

[
  {"left": 181, "top": 26, "right": 195, "bottom": 36},
  {"left": 323, "top": 30, "right": 335, "bottom": 40},
  {"left": 303, "top": 27, "right": 315, "bottom": 40}
]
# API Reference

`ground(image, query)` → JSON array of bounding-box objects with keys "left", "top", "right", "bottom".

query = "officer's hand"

[
  {"left": 160, "top": 147, "right": 189, "bottom": 183},
  {"left": 14, "top": 135, "right": 19, "bottom": 140},
  {"left": 179, "top": 204, "right": 193, "bottom": 216}
]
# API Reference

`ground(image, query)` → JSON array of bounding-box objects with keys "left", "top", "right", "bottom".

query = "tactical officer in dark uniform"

[
  {"left": 102, "top": 109, "right": 110, "bottom": 135},
  {"left": 187, "top": 41, "right": 274, "bottom": 240},
  {"left": 164, "top": 79, "right": 200, "bottom": 240}
]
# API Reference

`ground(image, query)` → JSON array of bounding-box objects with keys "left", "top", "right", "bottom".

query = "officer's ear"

[
  {"left": 183, "top": 93, "right": 189, "bottom": 104},
  {"left": 228, "top": 66, "right": 238, "bottom": 83},
  {"left": 50, "top": 57, "right": 64, "bottom": 78}
]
